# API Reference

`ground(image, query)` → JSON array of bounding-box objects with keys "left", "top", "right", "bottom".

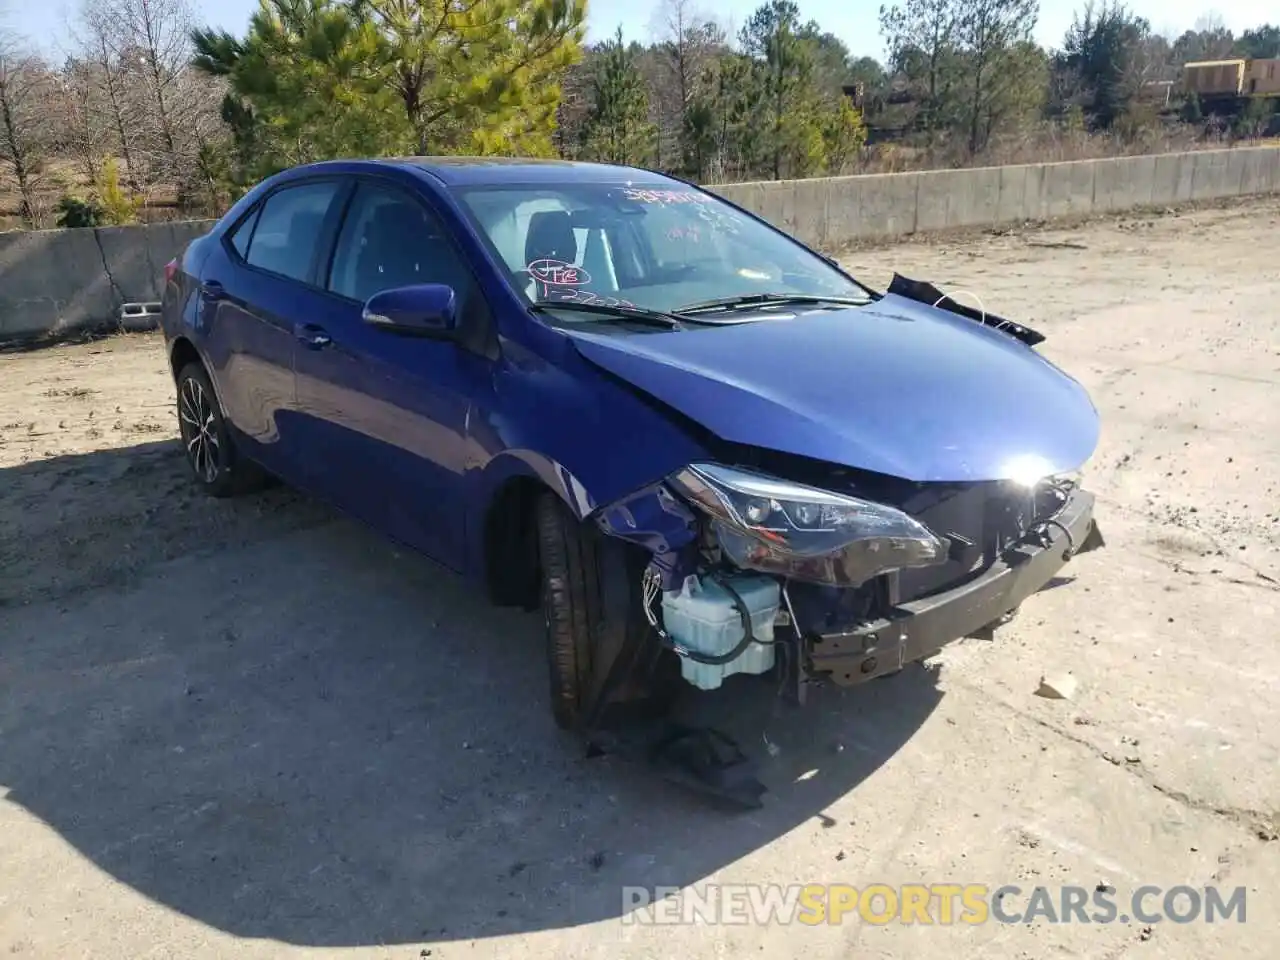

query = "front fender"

[
  {"left": 464, "top": 335, "right": 710, "bottom": 575},
  {"left": 474, "top": 449, "right": 606, "bottom": 520}
]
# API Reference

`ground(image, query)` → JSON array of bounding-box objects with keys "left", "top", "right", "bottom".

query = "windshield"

[{"left": 452, "top": 182, "right": 869, "bottom": 319}]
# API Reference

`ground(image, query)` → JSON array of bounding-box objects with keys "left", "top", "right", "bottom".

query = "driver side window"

[{"left": 327, "top": 183, "right": 473, "bottom": 308}]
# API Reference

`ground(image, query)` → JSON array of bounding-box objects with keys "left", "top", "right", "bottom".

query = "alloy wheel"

[{"left": 179, "top": 376, "right": 220, "bottom": 484}]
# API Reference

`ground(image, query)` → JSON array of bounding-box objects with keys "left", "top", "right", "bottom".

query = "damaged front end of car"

[{"left": 585, "top": 455, "right": 1105, "bottom": 807}]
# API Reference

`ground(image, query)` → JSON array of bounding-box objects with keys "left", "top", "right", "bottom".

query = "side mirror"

[{"left": 362, "top": 284, "right": 458, "bottom": 338}]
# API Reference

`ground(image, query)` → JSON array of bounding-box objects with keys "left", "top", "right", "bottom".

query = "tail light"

[{"left": 164, "top": 259, "right": 178, "bottom": 284}]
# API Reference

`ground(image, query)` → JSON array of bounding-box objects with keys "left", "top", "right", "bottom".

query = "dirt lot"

[{"left": 2, "top": 198, "right": 1279, "bottom": 959}]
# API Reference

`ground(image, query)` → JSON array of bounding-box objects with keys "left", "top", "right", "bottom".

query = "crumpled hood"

[{"left": 565, "top": 293, "right": 1100, "bottom": 483}]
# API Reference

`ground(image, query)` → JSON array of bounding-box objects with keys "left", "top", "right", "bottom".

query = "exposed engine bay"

[
  {"left": 601, "top": 457, "right": 1099, "bottom": 689},
  {"left": 586, "top": 453, "right": 1104, "bottom": 807}
]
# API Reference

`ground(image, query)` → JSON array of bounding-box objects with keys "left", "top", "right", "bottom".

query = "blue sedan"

[{"left": 160, "top": 157, "right": 1103, "bottom": 804}]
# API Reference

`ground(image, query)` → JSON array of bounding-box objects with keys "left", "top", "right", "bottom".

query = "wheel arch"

[
  {"left": 169, "top": 336, "right": 233, "bottom": 419},
  {"left": 475, "top": 451, "right": 603, "bottom": 609},
  {"left": 169, "top": 335, "right": 203, "bottom": 381}
]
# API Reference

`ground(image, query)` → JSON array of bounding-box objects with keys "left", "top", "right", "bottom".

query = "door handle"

[
  {"left": 295, "top": 323, "right": 332, "bottom": 349},
  {"left": 201, "top": 279, "right": 226, "bottom": 300}
]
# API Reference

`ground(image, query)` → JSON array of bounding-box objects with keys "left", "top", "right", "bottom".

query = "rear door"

[
  {"left": 200, "top": 178, "right": 347, "bottom": 481},
  {"left": 292, "top": 177, "right": 493, "bottom": 568}
]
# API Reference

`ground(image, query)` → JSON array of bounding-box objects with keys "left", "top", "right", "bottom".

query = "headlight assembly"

[{"left": 667, "top": 463, "right": 948, "bottom": 587}]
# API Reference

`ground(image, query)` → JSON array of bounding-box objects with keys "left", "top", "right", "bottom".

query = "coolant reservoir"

[{"left": 661, "top": 573, "right": 781, "bottom": 690}]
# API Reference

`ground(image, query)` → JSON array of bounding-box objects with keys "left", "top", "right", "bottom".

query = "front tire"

[
  {"left": 535, "top": 492, "right": 673, "bottom": 731},
  {"left": 175, "top": 362, "right": 266, "bottom": 498},
  {"left": 536, "top": 493, "right": 600, "bottom": 730}
]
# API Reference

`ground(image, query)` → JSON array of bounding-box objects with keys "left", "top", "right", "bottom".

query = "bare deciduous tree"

[
  {"left": 57, "top": 57, "right": 113, "bottom": 186},
  {"left": 74, "top": 0, "right": 212, "bottom": 209},
  {"left": 177, "top": 68, "right": 232, "bottom": 213},
  {"left": 76, "top": 0, "right": 145, "bottom": 194},
  {"left": 554, "top": 54, "right": 595, "bottom": 158},
  {"left": 651, "top": 0, "right": 726, "bottom": 174},
  {"left": 0, "top": 30, "right": 56, "bottom": 226},
  {"left": 104, "top": 0, "right": 192, "bottom": 191},
  {"left": 1191, "top": 13, "right": 1235, "bottom": 58}
]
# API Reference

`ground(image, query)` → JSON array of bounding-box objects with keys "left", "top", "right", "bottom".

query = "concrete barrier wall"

[
  {"left": 715, "top": 145, "right": 1280, "bottom": 250},
  {"left": 2, "top": 145, "right": 1278, "bottom": 342},
  {"left": 0, "top": 220, "right": 214, "bottom": 341}
]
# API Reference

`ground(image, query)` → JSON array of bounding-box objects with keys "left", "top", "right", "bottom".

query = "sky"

[{"left": 3, "top": 0, "right": 1275, "bottom": 63}]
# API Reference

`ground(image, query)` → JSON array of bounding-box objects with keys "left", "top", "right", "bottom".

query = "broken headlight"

[{"left": 667, "top": 463, "right": 948, "bottom": 587}]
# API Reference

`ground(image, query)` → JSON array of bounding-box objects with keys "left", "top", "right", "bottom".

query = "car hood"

[{"left": 564, "top": 293, "right": 1100, "bottom": 483}]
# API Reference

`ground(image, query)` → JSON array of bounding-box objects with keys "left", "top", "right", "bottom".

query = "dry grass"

[{"left": 0, "top": 157, "right": 186, "bottom": 231}]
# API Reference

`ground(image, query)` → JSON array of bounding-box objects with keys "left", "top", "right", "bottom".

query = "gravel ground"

[{"left": 2, "top": 197, "right": 1279, "bottom": 959}]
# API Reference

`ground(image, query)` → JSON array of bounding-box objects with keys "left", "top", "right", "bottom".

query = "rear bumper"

[{"left": 808, "top": 489, "right": 1101, "bottom": 686}]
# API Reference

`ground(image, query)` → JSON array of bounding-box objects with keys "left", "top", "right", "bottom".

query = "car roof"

[
  {"left": 284, "top": 156, "right": 683, "bottom": 188},
  {"left": 397, "top": 156, "right": 683, "bottom": 187}
]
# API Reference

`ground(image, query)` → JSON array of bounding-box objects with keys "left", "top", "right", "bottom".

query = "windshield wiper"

[
  {"left": 529, "top": 300, "right": 687, "bottom": 330},
  {"left": 675, "top": 292, "right": 870, "bottom": 315}
]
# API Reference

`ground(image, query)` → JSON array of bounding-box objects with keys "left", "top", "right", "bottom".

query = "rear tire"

[{"left": 175, "top": 362, "right": 267, "bottom": 498}]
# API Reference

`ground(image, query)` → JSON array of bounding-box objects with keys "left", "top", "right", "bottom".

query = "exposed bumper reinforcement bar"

[{"left": 809, "top": 489, "right": 1100, "bottom": 686}]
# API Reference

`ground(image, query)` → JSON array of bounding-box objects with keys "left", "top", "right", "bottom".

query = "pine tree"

[
  {"left": 358, "top": 0, "right": 585, "bottom": 156},
  {"left": 580, "top": 29, "right": 658, "bottom": 166},
  {"left": 191, "top": 0, "right": 586, "bottom": 181}
]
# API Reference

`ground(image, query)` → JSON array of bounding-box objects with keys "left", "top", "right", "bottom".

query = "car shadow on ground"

[{"left": 0, "top": 441, "right": 944, "bottom": 948}]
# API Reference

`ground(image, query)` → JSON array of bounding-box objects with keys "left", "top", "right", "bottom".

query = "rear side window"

[
  {"left": 227, "top": 207, "right": 259, "bottom": 259},
  {"left": 243, "top": 181, "right": 341, "bottom": 283}
]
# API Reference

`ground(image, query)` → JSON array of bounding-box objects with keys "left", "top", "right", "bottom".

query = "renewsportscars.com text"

[{"left": 621, "top": 883, "right": 1248, "bottom": 926}]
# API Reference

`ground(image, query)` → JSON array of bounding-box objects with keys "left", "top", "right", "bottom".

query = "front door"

[{"left": 292, "top": 179, "right": 491, "bottom": 568}]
